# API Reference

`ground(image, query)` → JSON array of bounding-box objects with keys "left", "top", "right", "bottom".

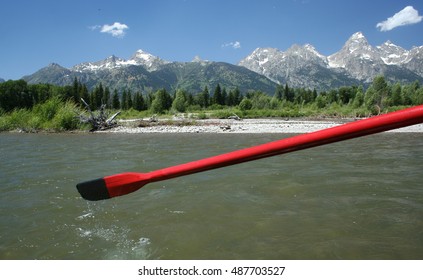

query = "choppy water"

[{"left": 0, "top": 132, "right": 422, "bottom": 259}]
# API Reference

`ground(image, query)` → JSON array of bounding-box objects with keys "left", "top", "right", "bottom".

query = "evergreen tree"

[
  {"left": 121, "top": 90, "right": 128, "bottom": 110},
  {"left": 391, "top": 83, "right": 402, "bottom": 106},
  {"left": 227, "top": 89, "right": 236, "bottom": 106},
  {"left": 96, "top": 83, "right": 104, "bottom": 108},
  {"left": 151, "top": 88, "right": 172, "bottom": 114},
  {"left": 89, "top": 83, "right": 104, "bottom": 109},
  {"left": 327, "top": 89, "right": 338, "bottom": 104},
  {"left": 401, "top": 84, "right": 413, "bottom": 105},
  {"left": 274, "top": 85, "right": 283, "bottom": 100},
  {"left": 132, "top": 91, "right": 145, "bottom": 111},
  {"left": 414, "top": 87, "right": 423, "bottom": 105},
  {"left": 222, "top": 87, "right": 228, "bottom": 105},
  {"left": 186, "top": 93, "right": 194, "bottom": 107},
  {"left": 127, "top": 89, "right": 133, "bottom": 109},
  {"left": 365, "top": 76, "right": 389, "bottom": 112},
  {"left": 103, "top": 87, "right": 111, "bottom": 108},
  {"left": 112, "top": 89, "right": 120, "bottom": 109},
  {"left": 352, "top": 86, "right": 364, "bottom": 108},
  {"left": 233, "top": 87, "right": 242, "bottom": 105},
  {"left": 79, "top": 84, "right": 89, "bottom": 105},
  {"left": 197, "top": 86, "right": 210, "bottom": 108},
  {"left": 283, "top": 83, "right": 294, "bottom": 102},
  {"left": 72, "top": 77, "right": 80, "bottom": 102},
  {"left": 213, "top": 84, "right": 224, "bottom": 105}
]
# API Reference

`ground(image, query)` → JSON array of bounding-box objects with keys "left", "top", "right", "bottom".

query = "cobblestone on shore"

[{"left": 103, "top": 118, "right": 423, "bottom": 134}]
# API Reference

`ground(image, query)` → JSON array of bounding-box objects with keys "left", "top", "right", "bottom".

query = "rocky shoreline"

[{"left": 103, "top": 118, "right": 423, "bottom": 134}]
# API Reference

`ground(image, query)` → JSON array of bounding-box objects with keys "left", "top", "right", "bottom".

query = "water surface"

[{"left": 0, "top": 132, "right": 422, "bottom": 259}]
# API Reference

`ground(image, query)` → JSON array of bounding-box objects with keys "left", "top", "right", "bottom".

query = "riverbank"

[{"left": 103, "top": 117, "right": 423, "bottom": 134}]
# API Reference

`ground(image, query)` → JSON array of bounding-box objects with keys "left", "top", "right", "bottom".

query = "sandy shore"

[{"left": 106, "top": 117, "right": 423, "bottom": 134}]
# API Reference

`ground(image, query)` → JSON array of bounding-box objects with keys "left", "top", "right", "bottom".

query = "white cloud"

[
  {"left": 90, "top": 22, "right": 129, "bottom": 38},
  {"left": 101, "top": 22, "right": 129, "bottom": 37},
  {"left": 222, "top": 41, "right": 241, "bottom": 49},
  {"left": 376, "top": 6, "right": 423, "bottom": 31}
]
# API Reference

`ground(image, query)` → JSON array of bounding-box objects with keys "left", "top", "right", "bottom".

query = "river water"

[{"left": 0, "top": 132, "right": 422, "bottom": 259}]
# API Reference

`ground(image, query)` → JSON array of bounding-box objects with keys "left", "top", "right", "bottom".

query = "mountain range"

[
  {"left": 23, "top": 56, "right": 277, "bottom": 95},
  {"left": 239, "top": 32, "right": 423, "bottom": 89},
  {"left": 22, "top": 32, "right": 423, "bottom": 94}
]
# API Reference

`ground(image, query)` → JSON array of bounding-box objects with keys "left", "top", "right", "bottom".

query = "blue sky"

[{"left": 1, "top": 0, "right": 422, "bottom": 80}]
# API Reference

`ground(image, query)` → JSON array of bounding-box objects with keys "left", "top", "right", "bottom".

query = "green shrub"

[
  {"left": 239, "top": 99, "right": 252, "bottom": 111},
  {"left": 196, "top": 112, "right": 208, "bottom": 119},
  {"left": 33, "top": 96, "right": 62, "bottom": 121},
  {"left": 51, "top": 101, "right": 80, "bottom": 130}
]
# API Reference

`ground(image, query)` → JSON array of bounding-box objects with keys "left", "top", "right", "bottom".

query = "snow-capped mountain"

[
  {"left": 23, "top": 32, "right": 423, "bottom": 93},
  {"left": 377, "top": 41, "right": 409, "bottom": 65},
  {"left": 404, "top": 46, "right": 423, "bottom": 77},
  {"left": 239, "top": 44, "right": 356, "bottom": 89},
  {"left": 72, "top": 50, "right": 170, "bottom": 72},
  {"left": 240, "top": 32, "right": 423, "bottom": 88},
  {"left": 327, "top": 32, "right": 386, "bottom": 82},
  {"left": 24, "top": 59, "right": 277, "bottom": 94},
  {"left": 127, "top": 49, "right": 170, "bottom": 71},
  {"left": 240, "top": 45, "right": 328, "bottom": 77},
  {"left": 72, "top": 55, "right": 129, "bottom": 72}
]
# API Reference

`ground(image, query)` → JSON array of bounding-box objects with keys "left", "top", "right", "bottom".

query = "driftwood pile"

[{"left": 78, "top": 98, "right": 120, "bottom": 132}]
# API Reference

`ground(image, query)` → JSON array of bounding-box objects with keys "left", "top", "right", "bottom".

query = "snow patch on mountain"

[{"left": 72, "top": 50, "right": 169, "bottom": 72}]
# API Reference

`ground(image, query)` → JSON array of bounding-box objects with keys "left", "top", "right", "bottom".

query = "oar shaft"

[{"left": 145, "top": 105, "right": 423, "bottom": 183}]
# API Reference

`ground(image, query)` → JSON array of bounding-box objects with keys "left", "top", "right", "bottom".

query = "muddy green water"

[{"left": 0, "top": 132, "right": 422, "bottom": 259}]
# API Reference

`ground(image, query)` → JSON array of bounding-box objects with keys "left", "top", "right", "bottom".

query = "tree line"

[{"left": 1, "top": 76, "right": 422, "bottom": 116}]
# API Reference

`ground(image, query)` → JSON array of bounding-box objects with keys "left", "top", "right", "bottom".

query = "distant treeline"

[{"left": 1, "top": 76, "right": 422, "bottom": 115}]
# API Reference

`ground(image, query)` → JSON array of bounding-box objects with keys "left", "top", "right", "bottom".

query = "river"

[{"left": 0, "top": 132, "right": 422, "bottom": 259}]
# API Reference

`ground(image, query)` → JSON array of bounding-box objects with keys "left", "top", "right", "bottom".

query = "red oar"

[{"left": 76, "top": 105, "right": 423, "bottom": 201}]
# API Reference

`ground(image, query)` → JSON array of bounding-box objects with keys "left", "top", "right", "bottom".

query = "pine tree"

[
  {"left": 103, "top": 87, "right": 111, "bottom": 108},
  {"left": 391, "top": 83, "right": 402, "bottom": 106},
  {"left": 79, "top": 84, "right": 89, "bottom": 106},
  {"left": 112, "top": 89, "right": 120, "bottom": 109},
  {"left": 96, "top": 83, "right": 104, "bottom": 108},
  {"left": 197, "top": 86, "right": 210, "bottom": 108},
  {"left": 151, "top": 88, "right": 172, "bottom": 114},
  {"left": 365, "top": 76, "right": 389, "bottom": 112},
  {"left": 133, "top": 91, "right": 145, "bottom": 111},
  {"left": 352, "top": 86, "right": 364, "bottom": 108},
  {"left": 213, "top": 84, "right": 224, "bottom": 105},
  {"left": 283, "top": 83, "right": 294, "bottom": 102},
  {"left": 274, "top": 85, "right": 283, "bottom": 100},
  {"left": 233, "top": 87, "right": 242, "bottom": 105},
  {"left": 222, "top": 87, "right": 228, "bottom": 105},
  {"left": 72, "top": 77, "right": 80, "bottom": 102},
  {"left": 127, "top": 89, "right": 133, "bottom": 109},
  {"left": 121, "top": 90, "right": 128, "bottom": 110}
]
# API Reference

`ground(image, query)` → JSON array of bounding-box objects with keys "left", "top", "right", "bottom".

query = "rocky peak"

[
  {"left": 285, "top": 44, "right": 328, "bottom": 66},
  {"left": 327, "top": 32, "right": 382, "bottom": 73},
  {"left": 128, "top": 49, "right": 169, "bottom": 71},
  {"left": 377, "top": 41, "right": 408, "bottom": 65},
  {"left": 72, "top": 55, "right": 128, "bottom": 72},
  {"left": 238, "top": 47, "right": 283, "bottom": 76}
]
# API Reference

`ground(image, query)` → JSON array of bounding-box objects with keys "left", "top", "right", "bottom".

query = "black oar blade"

[
  {"left": 76, "top": 172, "right": 148, "bottom": 201},
  {"left": 76, "top": 178, "right": 111, "bottom": 201}
]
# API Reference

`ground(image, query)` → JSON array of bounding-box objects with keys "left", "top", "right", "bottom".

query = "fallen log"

[{"left": 78, "top": 98, "right": 120, "bottom": 131}]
